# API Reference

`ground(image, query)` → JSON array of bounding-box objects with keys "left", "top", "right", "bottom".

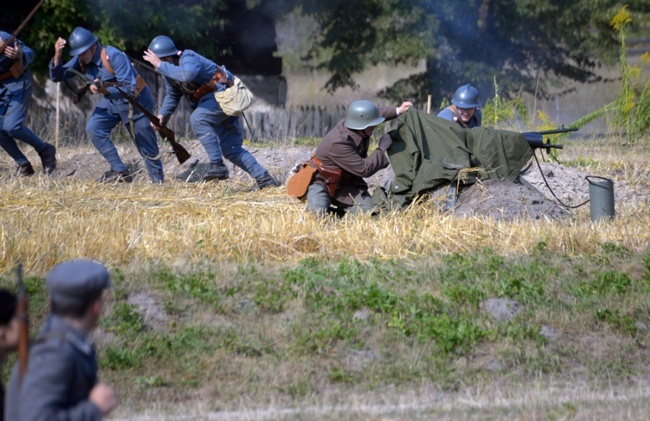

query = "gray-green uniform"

[{"left": 4, "top": 260, "right": 110, "bottom": 421}]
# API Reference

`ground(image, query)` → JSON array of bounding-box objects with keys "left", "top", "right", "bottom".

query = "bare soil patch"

[{"left": 1, "top": 142, "right": 646, "bottom": 220}]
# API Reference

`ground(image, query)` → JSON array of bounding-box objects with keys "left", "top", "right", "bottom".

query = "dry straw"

[{"left": 1, "top": 155, "right": 648, "bottom": 275}]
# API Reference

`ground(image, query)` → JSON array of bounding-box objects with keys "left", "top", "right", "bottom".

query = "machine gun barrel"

[{"left": 536, "top": 127, "right": 578, "bottom": 136}]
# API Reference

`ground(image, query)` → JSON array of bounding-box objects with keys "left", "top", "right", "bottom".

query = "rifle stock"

[
  {"left": 68, "top": 80, "right": 132, "bottom": 104},
  {"left": 116, "top": 88, "right": 191, "bottom": 164},
  {"left": 16, "top": 264, "right": 29, "bottom": 385}
]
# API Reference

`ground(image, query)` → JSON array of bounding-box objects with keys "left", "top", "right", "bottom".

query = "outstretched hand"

[
  {"left": 397, "top": 101, "right": 413, "bottom": 115},
  {"left": 143, "top": 49, "right": 162, "bottom": 70}
]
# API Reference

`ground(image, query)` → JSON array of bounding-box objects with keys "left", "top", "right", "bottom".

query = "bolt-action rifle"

[
  {"left": 116, "top": 87, "right": 191, "bottom": 164},
  {"left": 0, "top": 0, "right": 44, "bottom": 57},
  {"left": 62, "top": 69, "right": 132, "bottom": 104},
  {"left": 522, "top": 126, "right": 577, "bottom": 152},
  {"left": 16, "top": 264, "right": 29, "bottom": 385}
]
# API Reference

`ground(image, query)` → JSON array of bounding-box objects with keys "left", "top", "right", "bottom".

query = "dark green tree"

[{"left": 285, "top": 0, "right": 650, "bottom": 104}]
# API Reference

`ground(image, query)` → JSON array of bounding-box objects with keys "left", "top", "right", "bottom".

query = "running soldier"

[{"left": 143, "top": 36, "right": 277, "bottom": 187}]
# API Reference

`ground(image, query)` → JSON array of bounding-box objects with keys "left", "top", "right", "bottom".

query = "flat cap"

[{"left": 46, "top": 259, "right": 111, "bottom": 309}]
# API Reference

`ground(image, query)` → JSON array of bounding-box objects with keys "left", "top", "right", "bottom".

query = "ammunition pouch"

[
  {"left": 312, "top": 157, "right": 346, "bottom": 198},
  {"left": 0, "top": 60, "right": 26, "bottom": 81},
  {"left": 287, "top": 161, "right": 318, "bottom": 201},
  {"left": 191, "top": 82, "right": 216, "bottom": 102},
  {"left": 286, "top": 156, "right": 348, "bottom": 200},
  {"left": 190, "top": 67, "right": 232, "bottom": 103}
]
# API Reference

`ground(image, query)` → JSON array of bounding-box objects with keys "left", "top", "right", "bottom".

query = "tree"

[{"left": 280, "top": 0, "right": 650, "bottom": 104}]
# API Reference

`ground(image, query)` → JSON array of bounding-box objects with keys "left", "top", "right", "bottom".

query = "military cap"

[{"left": 46, "top": 259, "right": 111, "bottom": 309}]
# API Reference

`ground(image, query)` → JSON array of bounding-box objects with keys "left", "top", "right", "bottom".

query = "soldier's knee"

[{"left": 2, "top": 120, "right": 23, "bottom": 137}]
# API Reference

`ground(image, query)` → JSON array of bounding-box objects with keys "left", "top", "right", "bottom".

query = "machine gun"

[
  {"left": 522, "top": 127, "right": 577, "bottom": 152},
  {"left": 116, "top": 87, "right": 191, "bottom": 164}
]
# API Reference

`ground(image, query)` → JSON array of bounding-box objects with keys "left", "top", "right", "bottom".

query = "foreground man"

[
  {"left": 49, "top": 27, "right": 164, "bottom": 183},
  {"left": 0, "top": 32, "right": 56, "bottom": 176},
  {"left": 0, "top": 290, "right": 19, "bottom": 421},
  {"left": 5, "top": 259, "right": 117, "bottom": 421},
  {"left": 143, "top": 35, "right": 277, "bottom": 187},
  {"left": 306, "top": 99, "right": 412, "bottom": 216},
  {"left": 437, "top": 83, "right": 482, "bottom": 128}
]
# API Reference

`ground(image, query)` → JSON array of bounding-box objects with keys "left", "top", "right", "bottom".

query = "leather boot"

[
  {"left": 98, "top": 170, "right": 134, "bottom": 183},
  {"left": 17, "top": 162, "right": 35, "bottom": 176},
  {"left": 256, "top": 171, "right": 278, "bottom": 189},
  {"left": 38, "top": 143, "right": 57, "bottom": 174},
  {"left": 204, "top": 161, "right": 229, "bottom": 181}
]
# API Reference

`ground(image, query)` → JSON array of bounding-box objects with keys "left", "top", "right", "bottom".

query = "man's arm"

[
  {"left": 327, "top": 139, "right": 389, "bottom": 178},
  {"left": 49, "top": 37, "right": 81, "bottom": 83},
  {"left": 19, "top": 342, "right": 102, "bottom": 421},
  {"left": 157, "top": 77, "right": 183, "bottom": 124},
  {"left": 156, "top": 56, "right": 200, "bottom": 83}
]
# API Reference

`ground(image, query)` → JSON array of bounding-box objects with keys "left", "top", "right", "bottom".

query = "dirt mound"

[{"left": 453, "top": 179, "right": 568, "bottom": 220}]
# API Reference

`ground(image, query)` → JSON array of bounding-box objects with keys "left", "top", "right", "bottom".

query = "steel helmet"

[
  {"left": 68, "top": 27, "right": 98, "bottom": 57},
  {"left": 344, "top": 100, "right": 385, "bottom": 130},
  {"left": 148, "top": 36, "right": 178, "bottom": 58},
  {"left": 451, "top": 84, "right": 480, "bottom": 108}
]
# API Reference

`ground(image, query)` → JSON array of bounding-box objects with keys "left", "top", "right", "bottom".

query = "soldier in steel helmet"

[
  {"left": 0, "top": 289, "right": 19, "bottom": 421},
  {"left": 4, "top": 259, "right": 117, "bottom": 421},
  {"left": 0, "top": 32, "right": 57, "bottom": 176},
  {"left": 306, "top": 99, "right": 412, "bottom": 216},
  {"left": 143, "top": 35, "right": 277, "bottom": 187},
  {"left": 48, "top": 27, "right": 165, "bottom": 183},
  {"left": 437, "top": 83, "right": 482, "bottom": 128}
]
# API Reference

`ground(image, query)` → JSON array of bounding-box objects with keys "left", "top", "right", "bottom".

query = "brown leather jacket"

[{"left": 312, "top": 106, "right": 398, "bottom": 205}]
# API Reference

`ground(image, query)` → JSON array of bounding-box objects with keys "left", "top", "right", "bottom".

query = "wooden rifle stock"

[
  {"left": 16, "top": 264, "right": 29, "bottom": 385},
  {"left": 116, "top": 88, "right": 191, "bottom": 164},
  {"left": 0, "top": 0, "right": 44, "bottom": 56},
  {"left": 69, "top": 80, "right": 132, "bottom": 104}
]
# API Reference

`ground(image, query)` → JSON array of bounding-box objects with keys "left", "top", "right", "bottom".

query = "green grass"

[{"left": 4, "top": 247, "right": 648, "bottom": 415}]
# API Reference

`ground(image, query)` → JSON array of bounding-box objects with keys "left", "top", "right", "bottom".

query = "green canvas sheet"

[{"left": 386, "top": 110, "right": 532, "bottom": 204}]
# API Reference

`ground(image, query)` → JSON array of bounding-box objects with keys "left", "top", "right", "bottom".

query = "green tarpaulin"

[{"left": 386, "top": 110, "right": 533, "bottom": 205}]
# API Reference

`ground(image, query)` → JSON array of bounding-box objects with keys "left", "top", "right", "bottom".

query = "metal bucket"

[{"left": 586, "top": 176, "right": 615, "bottom": 222}]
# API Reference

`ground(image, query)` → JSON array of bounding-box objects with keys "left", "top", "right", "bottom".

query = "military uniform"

[
  {"left": 4, "top": 315, "right": 102, "bottom": 421},
  {"left": 0, "top": 32, "right": 56, "bottom": 175},
  {"left": 4, "top": 259, "right": 111, "bottom": 421},
  {"left": 155, "top": 49, "right": 272, "bottom": 183},
  {"left": 437, "top": 105, "right": 482, "bottom": 128},
  {"left": 307, "top": 106, "right": 398, "bottom": 214},
  {"left": 49, "top": 30, "right": 164, "bottom": 182}
]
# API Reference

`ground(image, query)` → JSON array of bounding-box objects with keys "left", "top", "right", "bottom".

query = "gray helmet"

[
  {"left": 148, "top": 35, "right": 178, "bottom": 58},
  {"left": 68, "top": 27, "right": 98, "bottom": 57},
  {"left": 344, "top": 100, "right": 385, "bottom": 130},
  {"left": 451, "top": 84, "right": 480, "bottom": 108}
]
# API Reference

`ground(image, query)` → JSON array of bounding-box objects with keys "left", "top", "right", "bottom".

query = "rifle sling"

[{"left": 100, "top": 48, "right": 147, "bottom": 97}]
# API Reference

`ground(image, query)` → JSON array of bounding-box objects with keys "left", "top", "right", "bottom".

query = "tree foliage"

[
  {"left": 285, "top": 0, "right": 650, "bottom": 104},
  {"left": 5, "top": 0, "right": 650, "bottom": 106}
]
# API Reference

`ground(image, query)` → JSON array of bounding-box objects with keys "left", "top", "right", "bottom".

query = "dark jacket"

[
  {"left": 313, "top": 106, "right": 398, "bottom": 205},
  {"left": 4, "top": 315, "right": 102, "bottom": 421}
]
